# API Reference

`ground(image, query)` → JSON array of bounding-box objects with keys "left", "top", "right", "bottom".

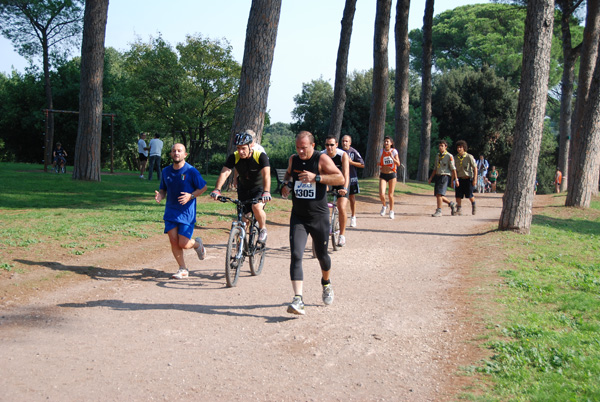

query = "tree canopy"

[{"left": 409, "top": 3, "right": 582, "bottom": 88}]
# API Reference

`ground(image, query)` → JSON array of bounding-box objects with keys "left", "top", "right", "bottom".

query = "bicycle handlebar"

[{"left": 217, "top": 196, "right": 264, "bottom": 205}]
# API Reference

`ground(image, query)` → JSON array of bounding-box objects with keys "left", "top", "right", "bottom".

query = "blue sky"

[{"left": 0, "top": 1, "right": 485, "bottom": 124}]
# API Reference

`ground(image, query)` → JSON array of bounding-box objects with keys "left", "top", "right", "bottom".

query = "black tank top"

[{"left": 291, "top": 151, "right": 328, "bottom": 217}]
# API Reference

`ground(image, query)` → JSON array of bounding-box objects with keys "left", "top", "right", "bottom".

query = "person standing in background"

[
  {"left": 148, "top": 133, "right": 164, "bottom": 181},
  {"left": 138, "top": 132, "right": 149, "bottom": 179},
  {"left": 341, "top": 135, "right": 365, "bottom": 228}
]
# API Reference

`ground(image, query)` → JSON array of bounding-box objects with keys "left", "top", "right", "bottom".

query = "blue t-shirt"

[{"left": 160, "top": 162, "right": 207, "bottom": 224}]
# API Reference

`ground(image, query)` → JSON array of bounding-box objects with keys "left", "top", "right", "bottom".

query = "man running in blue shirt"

[{"left": 154, "top": 143, "right": 208, "bottom": 279}]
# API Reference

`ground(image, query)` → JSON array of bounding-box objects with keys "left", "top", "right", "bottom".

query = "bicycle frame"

[{"left": 219, "top": 196, "right": 262, "bottom": 259}]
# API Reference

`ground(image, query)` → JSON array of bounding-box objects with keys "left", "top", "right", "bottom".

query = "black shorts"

[
  {"left": 434, "top": 175, "right": 450, "bottom": 196},
  {"left": 139, "top": 153, "right": 148, "bottom": 162},
  {"left": 238, "top": 186, "right": 264, "bottom": 214},
  {"left": 349, "top": 177, "right": 360, "bottom": 195},
  {"left": 380, "top": 172, "right": 397, "bottom": 182},
  {"left": 455, "top": 178, "right": 474, "bottom": 199}
]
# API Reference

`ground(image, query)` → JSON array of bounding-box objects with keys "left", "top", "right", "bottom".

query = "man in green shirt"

[
  {"left": 454, "top": 140, "right": 478, "bottom": 215},
  {"left": 428, "top": 140, "right": 458, "bottom": 217}
]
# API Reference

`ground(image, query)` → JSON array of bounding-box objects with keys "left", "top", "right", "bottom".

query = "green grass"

[
  {"left": 0, "top": 162, "right": 289, "bottom": 257},
  {"left": 465, "top": 200, "right": 600, "bottom": 401}
]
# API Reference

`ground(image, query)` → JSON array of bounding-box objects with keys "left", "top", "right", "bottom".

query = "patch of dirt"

[{"left": 0, "top": 190, "right": 557, "bottom": 401}]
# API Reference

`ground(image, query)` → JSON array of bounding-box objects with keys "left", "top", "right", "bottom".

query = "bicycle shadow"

[{"left": 58, "top": 299, "right": 297, "bottom": 323}]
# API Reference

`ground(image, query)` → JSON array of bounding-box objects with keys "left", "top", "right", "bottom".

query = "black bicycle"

[{"left": 217, "top": 196, "right": 266, "bottom": 287}]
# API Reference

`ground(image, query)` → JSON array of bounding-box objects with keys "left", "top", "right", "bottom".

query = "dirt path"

[{"left": 0, "top": 192, "right": 508, "bottom": 401}]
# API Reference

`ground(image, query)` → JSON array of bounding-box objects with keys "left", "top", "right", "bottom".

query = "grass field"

[
  {"left": 462, "top": 196, "right": 600, "bottom": 401},
  {"left": 1, "top": 162, "right": 599, "bottom": 400}
]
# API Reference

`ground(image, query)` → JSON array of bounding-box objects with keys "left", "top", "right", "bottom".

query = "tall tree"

[
  {"left": 229, "top": 0, "right": 282, "bottom": 147},
  {"left": 364, "top": 0, "right": 392, "bottom": 177},
  {"left": 327, "top": 0, "right": 357, "bottom": 141},
  {"left": 73, "top": 0, "right": 109, "bottom": 181},
  {"left": 499, "top": 0, "right": 556, "bottom": 233},
  {"left": 566, "top": 0, "right": 600, "bottom": 206},
  {"left": 0, "top": 0, "right": 84, "bottom": 171},
  {"left": 394, "top": 0, "right": 411, "bottom": 175},
  {"left": 556, "top": 0, "right": 585, "bottom": 192},
  {"left": 416, "top": 0, "right": 434, "bottom": 181}
]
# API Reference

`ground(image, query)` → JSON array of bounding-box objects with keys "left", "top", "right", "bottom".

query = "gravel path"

[{"left": 0, "top": 191, "right": 506, "bottom": 401}]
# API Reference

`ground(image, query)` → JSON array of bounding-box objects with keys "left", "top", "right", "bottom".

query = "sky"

[{"left": 0, "top": 1, "right": 485, "bottom": 124}]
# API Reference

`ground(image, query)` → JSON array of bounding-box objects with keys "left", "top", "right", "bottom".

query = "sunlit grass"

[{"left": 465, "top": 200, "right": 600, "bottom": 401}]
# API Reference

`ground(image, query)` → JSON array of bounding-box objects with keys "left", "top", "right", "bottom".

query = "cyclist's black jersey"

[
  {"left": 54, "top": 148, "right": 66, "bottom": 157},
  {"left": 291, "top": 152, "right": 328, "bottom": 217},
  {"left": 225, "top": 150, "right": 269, "bottom": 191}
]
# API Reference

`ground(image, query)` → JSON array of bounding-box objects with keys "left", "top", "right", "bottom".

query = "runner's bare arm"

[
  {"left": 281, "top": 155, "right": 295, "bottom": 198},
  {"left": 261, "top": 166, "right": 271, "bottom": 193}
]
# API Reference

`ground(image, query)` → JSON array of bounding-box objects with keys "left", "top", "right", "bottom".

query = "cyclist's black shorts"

[{"left": 238, "top": 186, "right": 264, "bottom": 214}]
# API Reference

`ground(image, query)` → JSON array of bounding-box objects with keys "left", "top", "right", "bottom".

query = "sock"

[
  {"left": 321, "top": 278, "right": 331, "bottom": 286},
  {"left": 295, "top": 294, "right": 303, "bottom": 300}
]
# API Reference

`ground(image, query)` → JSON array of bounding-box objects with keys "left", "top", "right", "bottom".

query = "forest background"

[{"left": 0, "top": 2, "right": 585, "bottom": 194}]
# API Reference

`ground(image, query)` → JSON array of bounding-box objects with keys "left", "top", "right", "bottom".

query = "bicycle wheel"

[
  {"left": 331, "top": 207, "right": 340, "bottom": 251},
  {"left": 225, "top": 226, "right": 243, "bottom": 287},
  {"left": 249, "top": 222, "right": 266, "bottom": 276}
]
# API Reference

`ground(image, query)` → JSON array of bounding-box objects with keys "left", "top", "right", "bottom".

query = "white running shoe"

[
  {"left": 380, "top": 206, "right": 387, "bottom": 216},
  {"left": 350, "top": 216, "right": 357, "bottom": 227},
  {"left": 338, "top": 235, "right": 346, "bottom": 247},
  {"left": 171, "top": 268, "right": 189, "bottom": 279},
  {"left": 194, "top": 237, "right": 206, "bottom": 260},
  {"left": 389, "top": 211, "right": 395, "bottom": 220},
  {"left": 287, "top": 296, "right": 305, "bottom": 315},
  {"left": 322, "top": 284, "right": 334, "bottom": 305}
]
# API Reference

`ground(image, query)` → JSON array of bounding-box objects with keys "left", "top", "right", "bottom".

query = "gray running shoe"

[
  {"left": 472, "top": 203, "right": 477, "bottom": 215},
  {"left": 456, "top": 206, "right": 462, "bottom": 216},
  {"left": 322, "top": 284, "right": 334, "bottom": 305},
  {"left": 258, "top": 228, "right": 267, "bottom": 243},
  {"left": 432, "top": 208, "right": 442, "bottom": 217},
  {"left": 287, "top": 296, "right": 305, "bottom": 315},
  {"left": 194, "top": 237, "right": 206, "bottom": 260},
  {"left": 171, "top": 268, "right": 189, "bottom": 279},
  {"left": 450, "top": 201, "right": 457, "bottom": 216}
]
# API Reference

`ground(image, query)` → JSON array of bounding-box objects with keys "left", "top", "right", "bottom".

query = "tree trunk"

[
  {"left": 566, "top": 2, "right": 600, "bottom": 207},
  {"left": 327, "top": 0, "right": 357, "bottom": 141},
  {"left": 43, "top": 35, "right": 54, "bottom": 173},
  {"left": 73, "top": 0, "right": 109, "bottom": 181},
  {"left": 569, "top": 0, "right": 600, "bottom": 197},
  {"left": 557, "top": 7, "right": 580, "bottom": 192},
  {"left": 364, "top": 0, "right": 392, "bottom": 178},
  {"left": 499, "top": 0, "right": 555, "bottom": 233},
  {"left": 565, "top": 52, "right": 600, "bottom": 207},
  {"left": 229, "top": 0, "right": 282, "bottom": 148},
  {"left": 416, "top": 0, "right": 434, "bottom": 182},
  {"left": 394, "top": 0, "right": 411, "bottom": 179}
]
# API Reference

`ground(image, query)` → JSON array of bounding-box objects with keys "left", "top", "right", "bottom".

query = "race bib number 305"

[{"left": 294, "top": 181, "right": 316, "bottom": 199}]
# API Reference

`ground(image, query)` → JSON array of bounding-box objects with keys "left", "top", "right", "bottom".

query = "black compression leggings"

[{"left": 289, "top": 213, "right": 331, "bottom": 281}]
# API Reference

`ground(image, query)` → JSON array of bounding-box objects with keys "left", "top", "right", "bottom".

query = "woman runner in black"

[{"left": 281, "top": 131, "right": 344, "bottom": 315}]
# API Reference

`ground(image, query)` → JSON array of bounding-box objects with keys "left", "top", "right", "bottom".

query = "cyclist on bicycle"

[
  {"left": 211, "top": 131, "right": 271, "bottom": 243},
  {"left": 52, "top": 142, "right": 67, "bottom": 171},
  {"left": 322, "top": 135, "right": 350, "bottom": 247}
]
